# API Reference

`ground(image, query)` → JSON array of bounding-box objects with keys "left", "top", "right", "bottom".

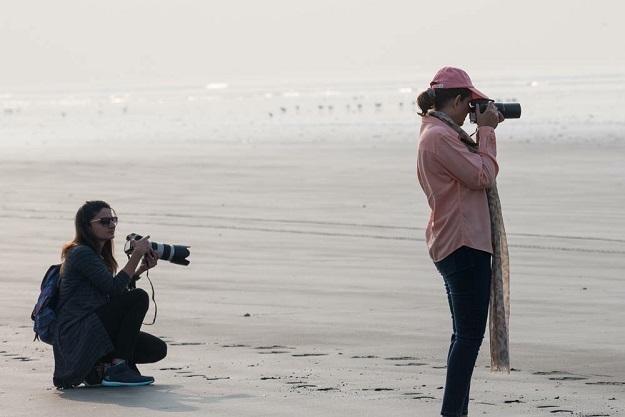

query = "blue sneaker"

[{"left": 102, "top": 362, "right": 154, "bottom": 387}]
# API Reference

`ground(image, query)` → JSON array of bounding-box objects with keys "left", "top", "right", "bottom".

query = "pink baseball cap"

[{"left": 430, "top": 67, "right": 489, "bottom": 100}]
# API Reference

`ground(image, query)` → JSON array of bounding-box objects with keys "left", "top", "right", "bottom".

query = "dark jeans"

[
  {"left": 96, "top": 288, "right": 167, "bottom": 367},
  {"left": 434, "top": 246, "right": 491, "bottom": 417}
]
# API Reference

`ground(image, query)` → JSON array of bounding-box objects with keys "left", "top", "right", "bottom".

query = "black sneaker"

[{"left": 102, "top": 362, "right": 154, "bottom": 387}]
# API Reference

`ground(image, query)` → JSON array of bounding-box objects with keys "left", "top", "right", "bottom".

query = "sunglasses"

[{"left": 90, "top": 217, "right": 118, "bottom": 227}]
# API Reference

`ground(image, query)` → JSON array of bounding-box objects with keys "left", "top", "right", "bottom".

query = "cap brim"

[{"left": 470, "top": 87, "right": 489, "bottom": 100}]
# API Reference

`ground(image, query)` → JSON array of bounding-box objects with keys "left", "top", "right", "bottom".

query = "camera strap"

[
  {"left": 142, "top": 268, "right": 157, "bottom": 326},
  {"left": 127, "top": 253, "right": 158, "bottom": 325}
]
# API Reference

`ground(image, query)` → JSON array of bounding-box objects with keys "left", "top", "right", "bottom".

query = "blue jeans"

[{"left": 434, "top": 246, "right": 491, "bottom": 417}]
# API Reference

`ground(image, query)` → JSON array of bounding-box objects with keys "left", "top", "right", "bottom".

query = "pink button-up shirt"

[{"left": 417, "top": 115, "right": 499, "bottom": 262}]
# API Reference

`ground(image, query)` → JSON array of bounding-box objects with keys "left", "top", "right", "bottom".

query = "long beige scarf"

[{"left": 429, "top": 111, "right": 511, "bottom": 373}]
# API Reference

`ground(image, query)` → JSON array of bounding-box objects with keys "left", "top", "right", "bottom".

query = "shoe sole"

[{"left": 102, "top": 379, "right": 154, "bottom": 387}]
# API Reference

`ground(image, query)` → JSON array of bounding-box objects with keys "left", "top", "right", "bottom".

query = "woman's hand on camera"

[
  {"left": 122, "top": 235, "right": 154, "bottom": 278},
  {"left": 136, "top": 248, "right": 158, "bottom": 276},
  {"left": 475, "top": 101, "right": 501, "bottom": 129},
  {"left": 131, "top": 235, "right": 151, "bottom": 257}
]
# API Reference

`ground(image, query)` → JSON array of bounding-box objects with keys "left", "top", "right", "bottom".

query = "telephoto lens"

[
  {"left": 124, "top": 233, "right": 191, "bottom": 266},
  {"left": 469, "top": 100, "right": 521, "bottom": 123}
]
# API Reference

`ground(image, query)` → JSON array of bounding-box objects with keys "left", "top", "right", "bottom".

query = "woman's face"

[{"left": 90, "top": 207, "right": 117, "bottom": 244}]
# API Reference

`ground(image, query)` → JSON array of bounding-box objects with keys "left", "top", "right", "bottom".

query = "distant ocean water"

[{"left": 2, "top": 71, "right": 624, "bottom": 145}]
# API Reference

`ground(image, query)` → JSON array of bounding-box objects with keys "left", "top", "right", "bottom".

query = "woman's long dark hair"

[
  {"left": 61, "top": 200, "right": 118, "bottom": 274},
  {"left": 416, "top": 87, "right": 472, "bottom": 116}
]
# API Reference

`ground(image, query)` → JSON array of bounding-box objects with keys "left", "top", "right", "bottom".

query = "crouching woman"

[{"left": 53, "top": 200, "right": 167, "bottom": 389}]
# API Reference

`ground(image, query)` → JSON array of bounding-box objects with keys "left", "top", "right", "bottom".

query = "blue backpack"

[{"left": 31, "top": 264, "right": 62, "bottom": 345}]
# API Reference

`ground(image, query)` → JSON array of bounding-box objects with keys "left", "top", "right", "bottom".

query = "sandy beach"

[{"left": 1, "top": 79, "right": 624, "bottom": 416}]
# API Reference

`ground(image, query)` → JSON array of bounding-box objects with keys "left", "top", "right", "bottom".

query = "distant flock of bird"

[{"left": 267, "top": 100, "right": 417, "bottom": 118}]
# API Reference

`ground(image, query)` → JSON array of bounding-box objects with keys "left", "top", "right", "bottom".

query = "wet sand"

[{"left": 1, "top": 115, "right": 624, "bottom": 416}]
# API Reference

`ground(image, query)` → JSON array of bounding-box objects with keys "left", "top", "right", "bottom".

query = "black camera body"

[
  {"left": 124, "top": 233, "right": 191, "bottom": 266},
  {"left": 469, "top": 100, "right": 522, "bottom": 123}
]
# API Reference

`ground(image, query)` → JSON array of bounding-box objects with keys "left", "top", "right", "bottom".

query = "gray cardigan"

[{"left": 52, "top": 244, "right": 131, "bottom": 388}]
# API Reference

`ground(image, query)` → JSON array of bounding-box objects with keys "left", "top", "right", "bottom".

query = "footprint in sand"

[
  {"left": 291, "top": 353, "right": 328, "bottom": 357},
  {"left": 384, "top": 356, "right": 428, "bottom": 367},
  {"left": 402, "top": 392, "right": 436, "bottom": 400},
  {"left": 586, "top": 381, "right": 625, "bottom": 386},
  {"left": 255, "top": 345, "right": 296, "bottom": 354},
  {"left": 533, "top": 370, "right": 588, "bottom": 381},
  {"left": 0, "top": 351, "right": 34, "bottom": 362}
]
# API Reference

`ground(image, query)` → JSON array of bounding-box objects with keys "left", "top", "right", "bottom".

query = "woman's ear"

[
  {"left": 452, "top": 95, "right": 463, "bottom": 108},
  {"left": 455, "top": 95, "right": 471, "bottom": 109}
]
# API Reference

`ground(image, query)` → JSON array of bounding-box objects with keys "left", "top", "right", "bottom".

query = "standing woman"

[
  {"left": 415, "top": 67, "right": 507, "bottom": 417},
  {"left": 53, "top": 200, "right": 167, "bottom": 388}
]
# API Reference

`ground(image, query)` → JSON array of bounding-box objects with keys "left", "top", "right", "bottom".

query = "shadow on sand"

[{"left": 57, "top": 384, "right": 253, "bottom": 413}]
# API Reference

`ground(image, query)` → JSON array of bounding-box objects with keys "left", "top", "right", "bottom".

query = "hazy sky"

[{"left": 1, "top": 0, "right": 623, "bottom": 88}]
